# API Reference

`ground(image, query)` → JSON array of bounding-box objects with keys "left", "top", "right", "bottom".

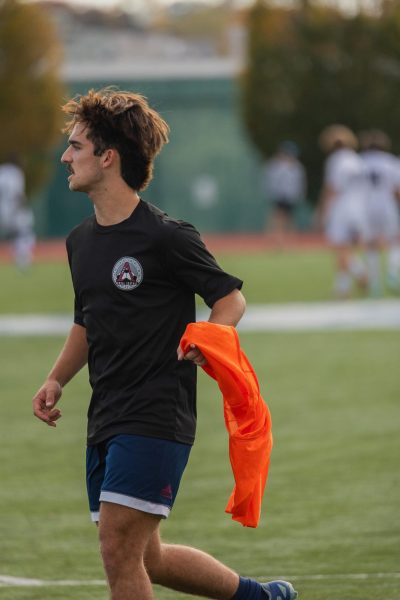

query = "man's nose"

[{"left": 61, "top": 148, "right": 71, "bottom": 163}]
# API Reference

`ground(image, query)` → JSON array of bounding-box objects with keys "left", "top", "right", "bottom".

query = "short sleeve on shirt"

[{"left": 164, "top": 222, "right": 242, "bottom": 308}]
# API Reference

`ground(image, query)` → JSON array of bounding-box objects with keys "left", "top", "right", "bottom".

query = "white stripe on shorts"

[{"left": 99, "top": 491, "right": 171, "bottom": 518}]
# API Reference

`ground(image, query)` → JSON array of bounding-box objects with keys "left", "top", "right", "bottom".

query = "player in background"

[
  {"left": 262, "top": 141, "right": 307, "bottom": 249},
  {"left": 32, "top": 88, "right": 297, "bottom": 600},
  {"left": 0, "top": 155, "right": 35, "bottom": 269},
  {"left": 317, "top": 124, "right": 369, "bottom": 299},
  {"left": 359, "top": 129, "right": 400, "bottom": 296}
]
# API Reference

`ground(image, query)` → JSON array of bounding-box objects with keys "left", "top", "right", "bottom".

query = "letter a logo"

[{"left": 112, "top": 256, "right": 143, "bottom": 291}]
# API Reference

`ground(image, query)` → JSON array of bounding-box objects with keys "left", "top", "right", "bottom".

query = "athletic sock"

[{"left": 231, "top": 576, "right": 266, "bottom": 599}]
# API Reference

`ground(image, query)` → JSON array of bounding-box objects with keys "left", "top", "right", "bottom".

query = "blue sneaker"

[{"left": 261, "top": 580, "right": 298, "bottom": 599}]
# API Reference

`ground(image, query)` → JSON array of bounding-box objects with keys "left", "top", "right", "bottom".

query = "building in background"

[{"left": 33, "top": 1, "right": 307, "bottom": 237}]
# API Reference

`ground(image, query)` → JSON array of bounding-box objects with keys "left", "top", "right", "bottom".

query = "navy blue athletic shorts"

[{"left": 86, "top": 434, "right": 191, "bottom": 522}]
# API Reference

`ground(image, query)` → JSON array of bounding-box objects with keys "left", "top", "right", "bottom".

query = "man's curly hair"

[{"left": 62, "top": 88, "right": 170, "bottom": 191}]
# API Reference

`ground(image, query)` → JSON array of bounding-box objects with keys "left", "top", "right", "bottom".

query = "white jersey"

[
  {"left": 323, "top": 148, "right": 370, "bottom": 244},
  {"left": 0, "top": 162, "right": 25, "bottom": 233},
  {"left": 361, "top": 149, "right": 400, "bottom": 241},
  {"left": 263, "top": 156, "right": 306, "bottom": 205}
]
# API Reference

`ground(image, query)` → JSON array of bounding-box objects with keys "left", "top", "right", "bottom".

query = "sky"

[{"left": 23, "top": 0, "right": 376, "bottom": 17}]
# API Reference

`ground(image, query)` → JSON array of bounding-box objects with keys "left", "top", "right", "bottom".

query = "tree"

[
  {"left": 0, "top": 0, "right": 65, "bottom": 195},
  {"left": 241, "top": 0, "right": 400, "bottom": 201},
  {"left": 152, "top": 1, "right": 235, "bottom": 55}
]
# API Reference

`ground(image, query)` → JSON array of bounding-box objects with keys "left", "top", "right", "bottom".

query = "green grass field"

[
  {"left": 0, "top": 249, "right": 336, "bottom": 313},
  {"left": 0, "top": 251, "right": 399, "bottom": 599}
]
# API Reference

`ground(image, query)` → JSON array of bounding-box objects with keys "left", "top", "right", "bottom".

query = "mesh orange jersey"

[{"left": 180, "top": 322, "right": 273, "bottom": 528}]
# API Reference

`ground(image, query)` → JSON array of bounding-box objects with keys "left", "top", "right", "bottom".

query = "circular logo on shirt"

[{"left": 112, "top": 256, "right": 143, "bottom": 291}]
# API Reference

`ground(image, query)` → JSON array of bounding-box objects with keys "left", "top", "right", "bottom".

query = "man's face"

[{"left": 61, "top": 122, "right": 104, "bottom": 193}]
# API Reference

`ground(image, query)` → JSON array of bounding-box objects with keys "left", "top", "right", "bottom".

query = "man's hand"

[
  {"left": 32, "top": 380, "right": 63, "bottom": 427},
  {"left": 177, "top": 343, "right": 207, "bottom": 367}
]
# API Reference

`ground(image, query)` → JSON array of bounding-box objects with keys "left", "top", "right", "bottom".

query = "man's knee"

[
  {"left": 99, "top": 503, "right": 158, "bottom": 577},
  {"left": 100, "top": 535, "right": 121, "bottom": 577},
  {"left": 99, "top": 528, "right": 137, "bottom": 576}
]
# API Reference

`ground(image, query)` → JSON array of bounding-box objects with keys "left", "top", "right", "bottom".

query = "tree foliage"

[
  {"left": 0, "top": 0, "right": 65, "bottom": 195},
  {"left": 241, "top": 0, "right": 400, "bottom": 200},
  {"left": 153, "top": 2, "right": 233, "bottom": 55}
]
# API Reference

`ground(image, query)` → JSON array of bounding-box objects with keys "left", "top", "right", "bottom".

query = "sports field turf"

[
  {"left": 0, "top": 329, "right": 399, "bottom": 599},
  {"left": 0, "top": 249, "right": 336, "bottom": 313},
  {"left": 0, "top": 250, "right": 399, "bottom": 599}
]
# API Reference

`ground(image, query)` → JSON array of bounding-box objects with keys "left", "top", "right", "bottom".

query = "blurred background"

[{"left": 2, "top": 0, "right": 400, "bottom": 237}]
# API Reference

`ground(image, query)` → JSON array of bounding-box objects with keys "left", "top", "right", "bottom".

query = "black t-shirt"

[{"left": 66, "top": 200, "right": 242, "bottom": 446}]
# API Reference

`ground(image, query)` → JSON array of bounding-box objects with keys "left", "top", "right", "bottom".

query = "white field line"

[
  {"left": 1, "top": 572, "right": 400, "bottom": 587},
  {"left": 0, "top": 575, "right": 105, "bottom": 587},
  {"left": 1, "top": 299, "right": 400, "bottom": 335},
  {"left": 235, "top": 299, "right": 400, "bottom": 332}
]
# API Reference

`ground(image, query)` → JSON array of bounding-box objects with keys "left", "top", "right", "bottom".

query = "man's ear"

[{"left": 101, "top": 148, "right": 118, "bottom": 168}]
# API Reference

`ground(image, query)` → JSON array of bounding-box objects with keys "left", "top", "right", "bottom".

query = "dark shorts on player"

[
  {"left": 86, "top": 434, "right": 191, "bottom": 522},
  {"left": 273, "top": 198, "right": 296, "bottom": 215}
]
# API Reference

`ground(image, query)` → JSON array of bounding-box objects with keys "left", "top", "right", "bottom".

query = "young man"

[
  {"left": 318, "top": 124, "right": 369, "bottom": 299},
  {"left": 32, "top": 89, "right": 297, "bottom": 600},
  {"left": 0, "top": 156, "right": 35, "bottom": 269},
  {"left": 263, "top": 141, "right": 307, "bottom": 249},
  {"left": 359, "top": 129, "right": 400, "bottom": 295}
]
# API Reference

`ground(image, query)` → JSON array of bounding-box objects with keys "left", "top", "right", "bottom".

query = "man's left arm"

[
  {"left": 208, "top": 288, "right": 246, "bottom": 327},
  {"left": 177, "top": 288, "right": 246, "bottom": 365}
]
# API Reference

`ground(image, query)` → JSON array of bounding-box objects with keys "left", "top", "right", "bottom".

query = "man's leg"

[
  {"left": 366, "top": 240, "right": 383, "bottom": 297},
  {"left": 93, "top": 437, "right": 297, "bottom": 599},
  {"left": 145, "top": 529, "right": 239, "bottom": 599},
  {"left": 99, "top": 502, "right": 161, "bottom": 600},
  {"left": 333, "top": 246, "right": 353, "bottom": 298},
  {"left": 145, "top": 530, "right": 297, "bottom": 600},
  {"left": 348, "top": 245, "right": 368, "bottom": 292}
]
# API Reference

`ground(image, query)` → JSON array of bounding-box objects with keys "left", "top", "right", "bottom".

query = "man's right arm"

[{"left": 32, "top": 323, "right": 88, "bottom": 427}]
